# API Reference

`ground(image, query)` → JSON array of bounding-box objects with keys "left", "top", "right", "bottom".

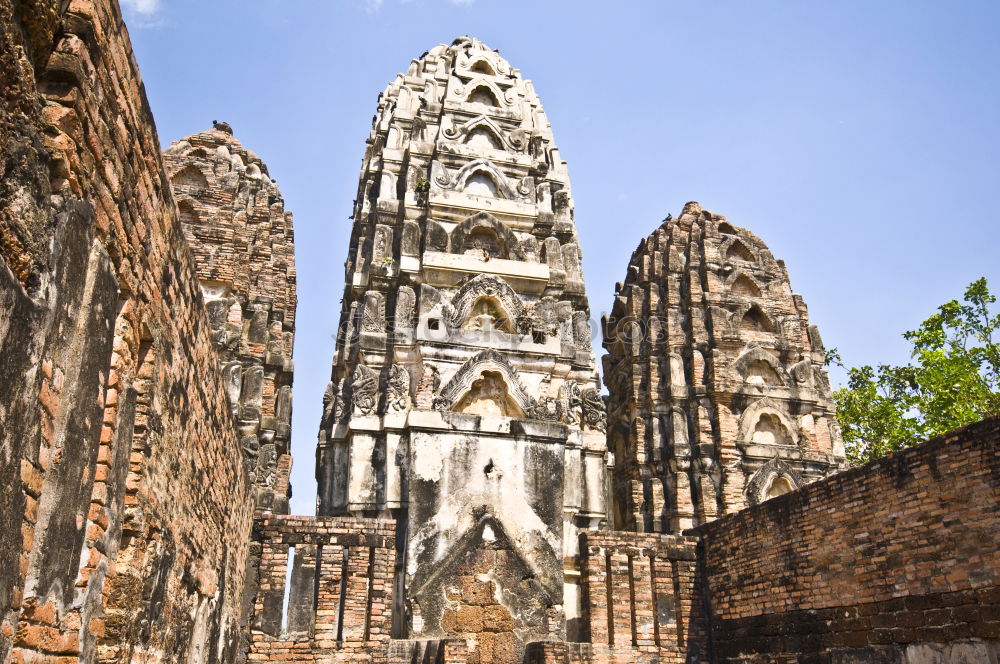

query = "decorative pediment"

[
  {"left": 731, "top": 302, "right": 780, "bottom": 335},
  {"left": 435, "top": 158, "right": 517, "bottom": 199},
  {"left": 450, "top": 76, "right": 514, "bottom": 106},
  {"left": 745, "top": 456, "right": 804, "bottom": 506},
  {"left": 447, "top": 274, "right": 526, "bottom": 331},
  {"left": 436, "top": 348, "right": 534, "bottom": 416},
  {"left": 449, "top": 212, "right": 525, "bottom": 260},
  {"left": 442, "top": 114, "right": 527, "bottom": 153},
  {"left": 732, "top": 345, "right": 787, "bottom": 386},
  {"left": 737, "top": 398, "right": 799, "bottom": 446}
]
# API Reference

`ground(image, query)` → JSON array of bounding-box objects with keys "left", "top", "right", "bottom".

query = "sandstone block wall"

[
  {"left": 0, "top": 0, "right": 252, "bottom": 661},
  {"left": 694, "top": 416, "right": 1000, "bottom": 663},
  {"left": 246, "top": 516, "right": 396, "bottom": 663}
]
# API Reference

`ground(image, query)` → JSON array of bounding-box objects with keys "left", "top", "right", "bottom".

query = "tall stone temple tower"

[
  {"left": 601, "top": 202, "right": 846, "bottom": 534},
  {"left": 315, "top": 36, "right": 609, "bottom": 649},
  {"left": 164, "top": 124, "right": 297, "bottom": 514}
]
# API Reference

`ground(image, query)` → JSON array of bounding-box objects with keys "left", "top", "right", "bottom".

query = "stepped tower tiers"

[
  {"left": 163, "top": 123, "right": 297, "bottom": 514},
  {"left": 601, "top": 202, "right": 847, "bottom": 534},
  {"left": 316, "top": 37, "right": 609, "bottom": 649}
]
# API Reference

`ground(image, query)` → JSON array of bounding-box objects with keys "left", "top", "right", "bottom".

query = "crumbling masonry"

[{"left": 0, "top": 3, "right": 997, "bottom": 664}]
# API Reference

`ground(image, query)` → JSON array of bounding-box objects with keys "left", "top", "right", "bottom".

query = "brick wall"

[
  {"left": 694, "top": 416, "right": 1000, "bottom": 663},
  {"left": 0, "top": 0, "right": 253, "bottom": 661},
  {"left": 246, "top": 516, "right": 396, "bottom": 663},
  {"left": 522, "top": 531, "right": 708, "bottom": 664}
]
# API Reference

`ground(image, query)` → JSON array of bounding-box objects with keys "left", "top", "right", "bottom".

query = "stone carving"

[
  {"left": 436, "top": 348, "right": 534, "bottom": 414},
  {"left": 572, "top": 311, "right": 591, "bottom": 347},
  {"left": 561, "top": 380, "right": 581, "bottom": 425},
  {"left": 401, "top": 221, "right": 421, "bottom": 256},
  {"left": 447, "top": 274, "right": 525, "bottom": 331},
  {"left": 744, "top": 457, "right": 804, "bottom": 506},
  {"left": 526, "top": 396, "right": 562, "bottom": 422},
  {"left": 362, "top": 291, "right": 386, "bottom": 333},
  {"left": 351, "top": 365, "right": 378, "bottom": 415},
  {"left": 789, "top": 355, "right": 814, "bottom": 387},
  {"left": 424, "top": 220, "right": 449, "bottom": 252},
  {"left": 412, "top": 115, "right": 427, "bottom": 140},
  {"left": 449, "top": 211, "right": 525, "bottom": 260},
  {"left": 385, "top": 364, "right": 410, "bottom": 412},
  {"left": 518, "top": 235, "right": 540, "bottom": 262},
  {"left": 579, "top": 388, "right": 607, "bottom": 433},
  {"left": 395, "top": 286, "right": 416, "bottom": 330}
]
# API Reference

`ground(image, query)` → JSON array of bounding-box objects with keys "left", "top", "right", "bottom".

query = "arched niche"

[
  {"left": 465, "top": 126, "right": 502, "bottom": 150},
  {"left": 718, "top": 222, "right": 737, "bottom": 235},
  {"left": 468, "top": 85, "right": 500, "bottom": 107},
  {"left": 436, "top": 348, "right": 534, "bottom": 417},
  {"left": 732, "top": 347, "right": 786, "bottom": 387},
  {"left": 752, "top": 413, "right": 794, "bottom": 445},
  {"left": 765, "top": 476, "right": 793, "bottom": 499},
  {"left": 462, "top": 227, "right": 503, "bottom": 260},
  {"left": 177, "top": 199, "right": 199, "bottom": 225},
  {"left": 453, "top": 370, "right": 523, "bottom": 417},
  {"left": 744, "top": 457, "right": 803, "bottom": 505},
  {"left": 464, "top": 171, "right": 498, "bottom": 197},
  {"left": 745, "top": 360, "right": 782, "bottom": 387},
  {"left": 171, "top": 165, "right": 209, "bottom": 194},
  {"left": 730, "top": 273, "right": 762, "bottom": 297},
  {"left": 447, "top": 274, "right": 524, "bottom": 332},
  {"left": 738, "top": 305, "right": 775, "bottom": 333},
  {"left": 724, "top": 238, "right": 756, "bottom": 263},
  {"left": 449, "top": 212, "right": 523, "bottom": 260},
  {"left": 449, "top": 159, "right": 516, "bottom": 199},
  {"left": 470, "top": 59, "right": 495, "bottom": 75},
  {"left": 461, "top": 297, "right": 515, "bottom": 332},
  {"left": 737, "top": 399, "right": 798, "bottom": 446}
]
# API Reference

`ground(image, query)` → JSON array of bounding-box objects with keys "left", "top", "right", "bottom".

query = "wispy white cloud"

[
  {"left": 121, "top": 0, "right": 160, "bottom": 15},
  {"left": 451, "top": 0, "right": 476, "bottom": 4},
  {"left": 362, "top": 0, "right": 385, "bottom": 12},
  {"left": 120, "top": 0, "right": 165, "bottom": 28}
]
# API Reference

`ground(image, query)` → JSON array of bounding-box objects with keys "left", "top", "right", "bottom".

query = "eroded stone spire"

[
  {"left": 164, "top": 125, "right": 297, "bottom": 514},
  {"left": 315, "top": 36, "right": 608, "bottom": 654},
  {"left": 602, "top": 202, "right": 846, "bottom": 533}
]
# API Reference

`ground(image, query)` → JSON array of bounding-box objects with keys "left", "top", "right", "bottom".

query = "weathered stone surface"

[
  {"left": 163, "top": 126, "right": 298, "bottom": 514},
  {"left": 0, "top": 1, "right": 256, "bottom": 662},
  {"left": 602, "top": 202, "right": 847, "bottom": 533},
  {"left": 313, "top": 36, "right": 608, "bottom": 646}
]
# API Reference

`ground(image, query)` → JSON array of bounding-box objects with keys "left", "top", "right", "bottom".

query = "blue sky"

[{"left": 123, "top": 0, "right": 1000, "bottom": 515}]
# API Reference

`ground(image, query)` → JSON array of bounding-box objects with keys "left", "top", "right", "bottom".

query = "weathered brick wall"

[
  {"left": 523, "top": 531, "right": 707, "bottom": 664},
  {"left": 695, "top": 416, "right": 1000, "bottom": 663},
  {"left": 246, "top": 516, "right": 396, "bottom": 663},
  {"left": 0, "top": 0, "right": 253, "bottom": 662}
]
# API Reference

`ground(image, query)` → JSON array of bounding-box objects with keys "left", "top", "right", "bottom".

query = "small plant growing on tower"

[{"left": 415, "top": 177, "right": 430, "bottom": 204}]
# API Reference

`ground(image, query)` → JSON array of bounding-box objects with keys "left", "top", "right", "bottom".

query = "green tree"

[{"left": 828, "top": 278, "right": 1000, "bottom": 465}]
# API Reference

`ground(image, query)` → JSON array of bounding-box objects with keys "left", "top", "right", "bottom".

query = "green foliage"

[{"left": 828, "top": 278, "right": 1000, "bottom": 465}]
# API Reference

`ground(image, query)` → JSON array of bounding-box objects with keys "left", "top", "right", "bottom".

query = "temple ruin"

[{"left": 0, "top": 2, "right": 997, "bottom": 663}]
